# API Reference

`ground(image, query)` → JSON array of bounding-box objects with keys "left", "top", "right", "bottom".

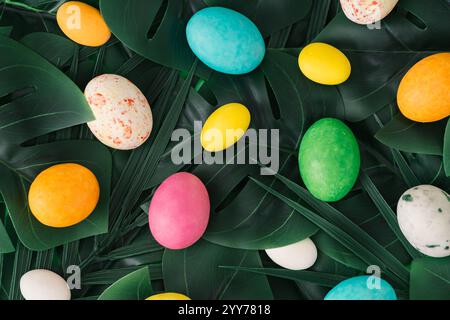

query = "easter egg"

[
  {"left": 397, "top": 185, "right": 450, "bottom": 258},
  {"left": 299, "top": 118, "right": 360, "bottom": 202},
  {"left": 56, "top": 1, "right": 111, "bottom": 47},
  {"left": 28, "top": 163, "right": 99, "bottom": 228},
  {"left": 340, "top": 0, "right": 399, "bottom": 25},
  {"left": 201, "top": 103, "right": 251, "bottom": 152},
  {"left": 146, "top": 293, "right": 191, "bottom": 300},
  {"left": 149, "top": 172, "right": 210, "bottom": 250},
  {"left": 325, "top": 276, "right": 397, "bottom": 300},
  {"left": 265, "top": 238, "right": 318, "bottom": 270},
  {"left": 397, "top": 53, "right": 450, "bottom": 123},
  {"left": 298, "top": 43, "right": 351, "bottom": 85},
  {"left": 20, "top": 269, "right": 71, "bottom": 300},
  {"left": 186, "top": 7, "right": 265, "bottom": 75},
  {"left": 85, "top": 74, "right": 153, "bottom": 150}
]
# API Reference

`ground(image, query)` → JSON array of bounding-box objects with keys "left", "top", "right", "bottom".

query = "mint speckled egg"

[
  {"left": 299, "top": 118, "right": 360, "bottom": 202},
  {"left": 186, "top": 7, "right": 265, "bottom": 75},
  {"left": 325, "top": 276, "right": 397, "bottom": 300}
]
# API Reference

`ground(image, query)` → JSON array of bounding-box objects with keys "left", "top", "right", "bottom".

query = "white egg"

[
  {"left": 340, "top": 0, "right": 399, "bottom": 25},
  {"left": 85, "top": 74, "right": 153, "bottom": 150},
  {"left": 20, "top": 269, "right": 71, "bottom": 300},
  {"left": 397, "top": 185, "right": 450, "bottom": 258},
  {"left": 265, "top": 238, "right": 318, "bottom": 270}
]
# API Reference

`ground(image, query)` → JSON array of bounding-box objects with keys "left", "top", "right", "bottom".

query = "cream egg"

[
  {"left": 85, "top": 74, "right": 153, "bottom": 150},
  {"left": 20, "top": 269, "right": 71, "bottom": 300},
  {"left": 265, "top": 238, "right": 318, "bottom": 270},
  {"left": 340, "top": 0, "right": 399, "bottom": 25},
  {"left": 397, "top": 185, "right": 450, "bottom": 258}
]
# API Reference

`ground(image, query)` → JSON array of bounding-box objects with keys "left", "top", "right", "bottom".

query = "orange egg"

[
  {"left": 56, "top": 1, "right": 111, "bottom": 47},
  {"left": 28, "top": 163, "right": 100, "bottom": 228},
  {"left": 397, "top": 53, "right": 450, "bottom": 123}
]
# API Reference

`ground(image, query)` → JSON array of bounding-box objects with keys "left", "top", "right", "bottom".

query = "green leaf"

[
  {"left": 270, "top": 173, "right": 412, "bottom": 278},
  {"left": 0, "top": 26, "right": 13, "bottom": 36},
  {"left": 443, "top": 118, "right": 450, "bottom": 176},
  {"left": 0, "top": 35, "right": 93, "bottom": 145},
  {"left": 250, "top": 177, "right": 409, "bottom": 289},
  {"left": 109, "top": 62, "right": 196, "bottom": 235},
  {"left": 163, "top": 240, "right": 274, "bottom": 300},
  {"left": 84, "top": 265, "right": 162, "bottom": 285},
  {"left": 375, "top": 114, "right": 447, "bottom": 156},
  {"left": 314, "top": 0, "right": 450, "bottom": 122},
  {"left": 219, "top": 266, "right": 347, "bottom": 288},
  {"left": 201, "top": 0, "right": 313, "bottom": 38},
  {"left": 0, "top": 140, "right": 111, "bottom": 251},
  {"left": 359, "top": 171, "right": 421, "bottom": 259},
  {"left": 20, "top": 32, "right": 76, "bottom": 68},
  {"left": 98, "top": 267, "right": 153, "bottom": 300},
  {"left": 410, "top": 257, "right": 450, "bottom": 300},
  {"left": 0, "top": 203, "right": 14, "bottom": 253},
  {"left": 313, "top": 232, "right": 367, "bottom": 272},
  {"left": 100, "top": 0, "right": 196, "bottom": 74}
]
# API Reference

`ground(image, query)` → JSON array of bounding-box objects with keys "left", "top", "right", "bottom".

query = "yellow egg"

[
  {"left": 298, "top": 43, "right": 351, "bottom": 85},
  {"left": 146, "top": 293, "right": 191, "bottom": 300},
  {"left": 28, "top": 164, "right": 100, "bottom": 228},
  {"left": 56, "top": 1, "right": 111, "bottom": 47},
  {"left": 201, "top": 103, "right": 251, "bottom": 152}
]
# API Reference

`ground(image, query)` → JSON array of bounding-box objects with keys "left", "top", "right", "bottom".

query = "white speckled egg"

[
  {"left": 20, "top": 269, "right": 71, "bottom": 300},
  {"left": 397, "top": 185, "right": 450, "bottom": 258},
  {"left": 265, "top": 238, "right": 318, "bottom": 270},
  {"left": 85, "top": 74, "right": 153, "bottom": 150},
  {"left": 340, "top": 0, "right": 399, "bottom": 25}
]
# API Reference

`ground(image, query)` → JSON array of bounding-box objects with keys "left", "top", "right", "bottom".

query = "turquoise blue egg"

[
  {"left": 325, "top": 276, "right": 397, "bottom": 300},
  {"left": 186, "top": 7, "right": 266, "bottom": 75}
]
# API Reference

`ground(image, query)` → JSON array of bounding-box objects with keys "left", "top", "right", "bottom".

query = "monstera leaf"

[
  {"left": 314, "top": 0, "right": 450, "bottom": 123},
  {"left": 163, "top": 240, "right": 273, "bottom": 299},
  {"left": 0, "top": 36, "right": 111, "bottom": 251},
  {"left": 98, "top": 267, "right": 153, "bottom": 300},
  {"left": 410, "top": 257, "right": 450, "bottom": 300},
  {"left": 100, "top": 0, "right": 315, "bottom": 76}
]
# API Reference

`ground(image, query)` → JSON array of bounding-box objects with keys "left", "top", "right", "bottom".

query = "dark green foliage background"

[{"left": 0, "top": 0, "right": 449, "bottom": 300}]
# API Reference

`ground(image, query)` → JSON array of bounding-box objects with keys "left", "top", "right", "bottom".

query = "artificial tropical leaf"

[
  {"left": 198, "top": 0, "right": 313, "bottom": 38},
  {"left": 0, "top": 35, "right": 93, "bottom": 145},
  {"left": 443, "top": 119, "right": 450, "bottom": 176},
  {"left": 0, "top": 0, "right": 448, "bottom": 302},
  {"left": 163, "top": 240, "right": 273, "bottom": 300},
  {"left": 100, "top": 0, "right": 196, "bottom": 74},
  {"left": 375, "top": 114, "right": 447, "bottom": 156},
  {"left": 314, "top": 0, "right": 450, "bottom": 122},
  {"left": 410, "top": 257, "right": 450, "bottom": 300},
  {"left": 0, "top": 204, "right": 14, "bottom": 254},
  {"left": 21, "top": 32, "right": 76, "bottom": 67},
  {"left": 98, "top": 267, "right": 153, "bottom": 300},
  {"left": 250, "top": 177, "right": 409, "bottom": 289},
  {"left": 219, "top": 266, "right": 346, "bottom": 288}
]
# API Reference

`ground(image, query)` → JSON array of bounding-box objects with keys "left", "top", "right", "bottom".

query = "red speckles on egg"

[
  {"left": 84, "top": 74, "right": 153, "bottom": 150},
  {"left": 124, "top": 98, "right": 135, "bottom": 106},
  {"left": 88, "top": 93, "right": 107, "bottom": 107},
  {"left": 340, "top": 0, "right": 398, "bottom": 25}
]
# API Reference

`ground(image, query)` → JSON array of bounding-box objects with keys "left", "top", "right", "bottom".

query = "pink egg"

[{"left": 148, "top": 172, "right": 210, "bottom": 250}]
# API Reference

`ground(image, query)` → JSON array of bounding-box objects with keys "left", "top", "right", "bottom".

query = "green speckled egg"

[{"left": 299, "top": 118, "right": 360, "bottom": 202}]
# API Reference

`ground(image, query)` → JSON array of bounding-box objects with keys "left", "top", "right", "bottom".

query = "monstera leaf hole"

[
  {"left": 0, "top": 86, "right": 35, "bottom": 106},
  {"left": 264, "top": 76, "right": 281, "bottom": 120},
  {"left": 147, "top": 0, "right": 169, "bottom": 40},
  {"left": 398, "top": 8, "right": 428, "bottom": 30},
  {"left": 215, "top": 175, "right": 250, "bottom": 213}
]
